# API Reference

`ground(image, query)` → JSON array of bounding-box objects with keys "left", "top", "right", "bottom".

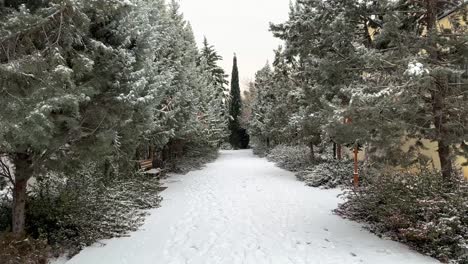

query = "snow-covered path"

[{"left": 60, "top": 150, "right": 438, "bottom": 264}]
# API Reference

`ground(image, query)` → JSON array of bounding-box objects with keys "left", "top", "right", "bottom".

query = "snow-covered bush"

[
  {"left": 252, "top": 143, "right": 270, "bottom": 158},
  {"left": 267, "top": 145, "right": 311, "bottom": 171},
  {"left": 298, "top": 160, "right": 355, "bottom": 189},
  {"left": 220, "top": 142, "right": 233, "bottom": 150},
  {"left": 165, "top": 146, "right": 219, "bottom": 174},
  {"left": 0, "top": 145, "right": 218, "bottom": 259},
  {"left": 23, "top": 164, "right": 162, "bottom": 257},
  {"left": 249, "top": 138, "right": 271, "bottom": 157},
  {"left": 262, "top": 144, "right": 356, "bottom": 189},
  {"left": 336, "top": 170, "right": 468, "bottom": 263}
]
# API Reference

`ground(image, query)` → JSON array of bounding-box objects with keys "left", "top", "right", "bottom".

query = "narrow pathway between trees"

[{"left": 59, "top": 150, "right": 438, "bottom": 264}]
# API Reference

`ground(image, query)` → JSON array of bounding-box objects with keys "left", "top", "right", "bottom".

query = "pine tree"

[
  {"left": 198, "top": 38, "right": 229, "bottom": 146},
  {"left": 0, "top": 0, "right": 139, "bottom": 236},
  {"left": 357, "top": 0, "right": 468, "bottom": 179},
  {"left": 249, "top": 64, "right": 275, "bottom": 148},
  {"left": 229, "top": 55, "right": 243, "bottom": 149},
  {"left": 0, "top": 0, "right": 232, "bottom": 239},
  {"left": 260, "top": 0, "right": 467, "bottom": 179},
  {"left": 200, "top": 37, "right": 229, "bottom": 89},
  {"left": 268, "top": 0, "right": 373, "bottom": 158}
]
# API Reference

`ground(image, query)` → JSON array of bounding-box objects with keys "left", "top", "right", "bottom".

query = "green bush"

[
  {"left": 267, "top": 144, "right": 312, "bottom": 171},
  {"left": 298, "top": 160, "right": 355, "bottom": 188},
  {"left": 336, "top": 170, "right": 468, "bottom": 263}
]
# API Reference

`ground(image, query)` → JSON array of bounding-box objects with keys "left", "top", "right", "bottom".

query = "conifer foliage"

[
  {"left": 247, "top": 1, "right": 467, "bottom": 262},
  {"left": 229, "top": 54, "right": 249, "bottom": 149},
  {"left": 249, "top": 0, "right": 467, "bottom": 179},
  {"left": 0, "top": 0, "right": 228, "bottom": 241}
]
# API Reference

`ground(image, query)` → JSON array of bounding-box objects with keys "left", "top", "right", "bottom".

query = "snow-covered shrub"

[
  {"left": 220, "top": 142, "right": 233, "bottom": 150},
  {"left": 250, "top": 138, "right": 270, "bottom": 157},
  {"left": 298, "top": 160, "right": 355, "bottom": 189},
  {"left": 24, "top": 164, "right": 162, "bottom": 257},
  {"left": 252, "top": 143, "right": 270, "bottom": 157},
  {"left": 267, "top": 145, "right": 312, "bottom": 171},
  {"left": 0, "top": 233, "right": 49, "bottom": 264},
  {"left": 262, "top": 144, "right": 355, "bottom": 189},
  {"left": 336, "top": 170, "right": 468, "bottom": 263},
  {"left": 165, "top": 146, "right": 219, "bottom": 174}
]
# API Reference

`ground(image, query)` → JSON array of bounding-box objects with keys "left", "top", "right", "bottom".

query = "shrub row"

[
  {"left": 256, "top": 144, "right": 467, "bottom": 263},
  {"left": 336, "top": 170, "right": 468, "bottom": 263}
]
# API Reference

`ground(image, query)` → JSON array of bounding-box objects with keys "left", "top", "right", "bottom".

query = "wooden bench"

[{"left": 138, "top": 159, "right": 162, "bottom": 176}]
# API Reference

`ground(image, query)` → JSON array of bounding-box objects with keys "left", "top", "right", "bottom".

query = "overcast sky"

[{"left": 179, "top": 0, "right": 291, "bottom": 88}]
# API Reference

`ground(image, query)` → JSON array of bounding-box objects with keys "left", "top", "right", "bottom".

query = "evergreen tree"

[
  {"left": 200, "top": 37, "right": 229, "bottom": 89},
  {"left": 0, "top": 0, "right": 232, "bottom": 238},
  {"left": 229, "top": 55, "right": 243, "bottom": 149},
  {"left": 198, "top": 38, "right": 230, "bottom": 146},
  {"left": 269, "top": 0, "right": 378, "bottom": 158},
  {"left": 0, "top": 0, "right": 138, "bottom": 236},
  {"left": 355, "top": 0, "right": 468, "bottom": 179},
  {"left": 251, "top": 0, "right": 467, "bottom": 180},
  {"left": 249, "top": 64, "right": 275, "bottom": 148}
]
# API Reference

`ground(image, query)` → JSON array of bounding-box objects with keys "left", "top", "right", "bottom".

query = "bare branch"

[{"left": 0, "top": 155, "right": 14, "bottom": 185}]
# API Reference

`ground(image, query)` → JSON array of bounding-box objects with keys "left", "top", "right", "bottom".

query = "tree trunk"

[
  {"left": 432, "top": 77, "right": 454, "bottom": 180},
  {"left": 363, "top": 143, "right": 370, "bottom": 175},
  {"left": 437, "top": 140, "right": 453, "bottom": 179},
  {"left": 309, "top": 141, "right": 315, "bottom": 162},
  {"left": 425, "top": 0, "right": 454, "bottom": 180},
  {"left": 337, "top": 144, "right": 342, "bottom": 160},
  {"left": 333, "top": 143, "right": 337, "bottom": 159},
  {"left": 12, "top": 178, "right": 28, "bottom": 237},
  {"left": 12, "top": 153, "right": 33, "bottom": 238}
]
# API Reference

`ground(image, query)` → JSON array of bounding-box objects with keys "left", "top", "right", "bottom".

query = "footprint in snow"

[
  {"left": 190, "top": 245, "right": 199, "bottom": 251},
  {"left": 376, "top": 248, "right": 392, "bottom": 254}
]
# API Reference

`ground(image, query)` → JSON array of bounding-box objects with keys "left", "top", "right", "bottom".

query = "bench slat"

[
  {"left": 144, "top": 168, "right": 161, "bottom": 175},
  {"left": 139, "top": 160, "right": 153, "bottom": 170},
  {"left": 138, "top": 160, "right": 163, "bottom": 177}
]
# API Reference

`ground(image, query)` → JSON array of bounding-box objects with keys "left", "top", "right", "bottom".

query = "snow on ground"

[{"left": 54, "top": 150, "right": 439, "bottom": 264}]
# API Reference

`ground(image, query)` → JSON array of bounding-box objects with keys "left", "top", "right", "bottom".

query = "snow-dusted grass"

[{"left": 55, "top": 150, "right": 438, "bottom": 264}]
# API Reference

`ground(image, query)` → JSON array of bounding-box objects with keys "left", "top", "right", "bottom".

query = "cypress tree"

[{"left": 229, "top": 55, "right": 242, "bottom": 149}]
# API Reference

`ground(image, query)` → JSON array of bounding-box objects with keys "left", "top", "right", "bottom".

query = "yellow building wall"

[
  {"left": 359, "top": 7, "right": 468, "bottom": 179},
  {"left": 401, "top": 139, "right": 468, "bottom": 178},
  {"left": 369, "top": 5, "right": 467, "bottom": 39},
  {"left": 406, "top": 8, "right": 468, "bottom": 178},
  {"left": 344, "top": 141, "right": 468, "bottom": 178},
  {"left": 437, "top": 7, "right": 467, "bottom": 30}
]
